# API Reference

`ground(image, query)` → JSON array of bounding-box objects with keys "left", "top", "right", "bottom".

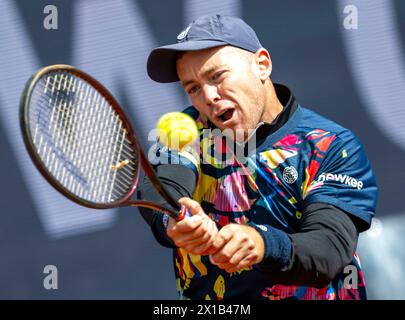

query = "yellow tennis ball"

[{"left": 157, "top": 112, "right": 199, "bottom": 150}]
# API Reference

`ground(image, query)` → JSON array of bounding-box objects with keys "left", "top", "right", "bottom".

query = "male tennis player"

[{"left": 138, "top": 14, "right": 377, "bottom": 300}]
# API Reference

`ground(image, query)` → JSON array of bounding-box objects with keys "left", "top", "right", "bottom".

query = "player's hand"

[
  {"left": 166, "top": 197, "right": 218, "bottom": 255},
  {"left": 209, "top": 224, "right": 265, "bottom": 273}
]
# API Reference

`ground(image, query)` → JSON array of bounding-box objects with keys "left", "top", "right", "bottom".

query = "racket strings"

[
  {"left": 35, "top": 80, "right": 136, "bottom": 170},
  {"left": 53, "top": 72, "right": 135, "bottom": 202},
  {"left": 29, "top": 71, "right": 138, "bottom": 203}
]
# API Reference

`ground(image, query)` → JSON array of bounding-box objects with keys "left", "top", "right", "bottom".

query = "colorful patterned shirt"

[{"left": 157, "top": 84, "right": 377, "bottom": 300}]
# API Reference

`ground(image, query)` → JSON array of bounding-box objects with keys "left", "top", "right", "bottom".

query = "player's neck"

[{"left": 261, "top": 81, "right": 284, "bottom": 124}]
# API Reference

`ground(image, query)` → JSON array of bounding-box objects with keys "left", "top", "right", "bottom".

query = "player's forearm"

[{"left": 252, "top": 202, "right": 359, "bottom": 288}]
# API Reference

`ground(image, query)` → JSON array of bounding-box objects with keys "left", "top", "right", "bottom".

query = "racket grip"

[
  {"left": 129, "top": 200, "right": 184, "bottom": 220},
  {"left": 174, "top": 206, "right": 187, "bottom": 221}
]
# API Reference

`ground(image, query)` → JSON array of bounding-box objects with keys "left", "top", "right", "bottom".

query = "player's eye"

[
  {"left": 187, "top": 85, "right": 200, "bottom": 95},
  {"left": 210, "top": 71, "right": 225, "bottom": 82}
]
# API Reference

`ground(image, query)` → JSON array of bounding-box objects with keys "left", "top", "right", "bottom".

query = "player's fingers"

[
  {"left": 184, "top": 239, "right": 213, "bottom": 255},
  {"left": 210, "top": 239, "right": 241, "bottom": 265},
  {"left": 178, "top": 197, "right": 204, "bottom": 216},
  {"left": 177, "top": 214, "right": 218, "bottom": 249},
  {"left": 175, "top": 225, "right": 211, "bottom": 247},
  {"left": 209, "top": 229, "right": 242, "bottom": 265},
  {"left": 203, "top": 219, "right": 222, "bottom": 255},
  {"left": 184, "top": 218, "right": 218, "bottom": 254},
  {"left": 224, "top": 254, "right": 256, "bottom": 273},
  {"left": 209, "top": 224, "right": 236, "bottom": 255},
  {"left": 167, "top": 215, "right": 203, "bottom": 240},
  {"left": 173, "top": 214, "right": 203, "bottom": 233},
  {"left": 216, "top": 247, "right": 247, "bottom": 271},
  {"left": 218, "top": 246, "right": 255, "bottom": 272}
]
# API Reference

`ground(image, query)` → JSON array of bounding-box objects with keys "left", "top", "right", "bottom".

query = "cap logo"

[{"left": 177, "top": 24, "right": 191, "bottom": 41}]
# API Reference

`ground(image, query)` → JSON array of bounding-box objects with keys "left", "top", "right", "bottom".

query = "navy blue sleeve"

[
  {"left": 304, "top": 130, "right": 377, "bottom": 231},
  {"left": 250, "top": 202, "right": 359, "bottom": 288}
]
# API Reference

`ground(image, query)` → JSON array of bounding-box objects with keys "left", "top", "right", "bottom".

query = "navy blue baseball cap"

[{"left": 147, "top": 14, "right": 263, "bottom": 83}]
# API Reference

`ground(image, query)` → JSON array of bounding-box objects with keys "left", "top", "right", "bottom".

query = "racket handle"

[
  {"left": 174, "top": 206, "right": 187, "bottom": 221},
  {"left": 129, "top": 200, "right": 186, "bottom": 220}
]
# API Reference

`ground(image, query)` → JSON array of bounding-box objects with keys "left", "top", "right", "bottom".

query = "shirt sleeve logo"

[
  {"left": 283, "top": 166, "right": 298, "bottom": 184},
  {"left": 317, "top": 173, "right": 364, "bottom": 190}
]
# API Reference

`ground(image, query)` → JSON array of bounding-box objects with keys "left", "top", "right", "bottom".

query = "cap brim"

[{"left": 147, "top": 40, "right": 227, "bottom": 83}]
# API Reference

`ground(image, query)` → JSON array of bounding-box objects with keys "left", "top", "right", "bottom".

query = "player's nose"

[{"left": 202, "top": 84, "right": 220, "bottom": 107}]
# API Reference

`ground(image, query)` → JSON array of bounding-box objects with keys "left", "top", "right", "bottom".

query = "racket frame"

[{"left": 20, "top": 64, "right": 183, "bottom": 219}]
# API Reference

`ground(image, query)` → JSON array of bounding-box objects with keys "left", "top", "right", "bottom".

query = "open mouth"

[{"left": 217, "top": 109, "right": 234, "bottom": 122}]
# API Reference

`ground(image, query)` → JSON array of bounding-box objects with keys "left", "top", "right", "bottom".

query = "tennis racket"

[{"left": 19, "top": 64, "right": 186, "bottom": 221}]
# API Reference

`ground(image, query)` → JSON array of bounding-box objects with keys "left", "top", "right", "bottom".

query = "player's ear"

[{"left": 254, "top": 48, "right": 272, "bottom": 82}]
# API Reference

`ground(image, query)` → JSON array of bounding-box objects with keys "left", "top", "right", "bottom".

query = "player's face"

[{"left": 176, "top": 46, "right": 270, "bottom": 141}]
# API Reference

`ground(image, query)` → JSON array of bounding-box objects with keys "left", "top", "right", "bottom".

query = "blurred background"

[{"left": 0, "top": 0, "right": 404, "bottom": 299}]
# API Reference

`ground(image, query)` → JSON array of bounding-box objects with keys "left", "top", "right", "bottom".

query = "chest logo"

[{"left": 283, "top": 166, "right": 298, "bottom": 184}]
